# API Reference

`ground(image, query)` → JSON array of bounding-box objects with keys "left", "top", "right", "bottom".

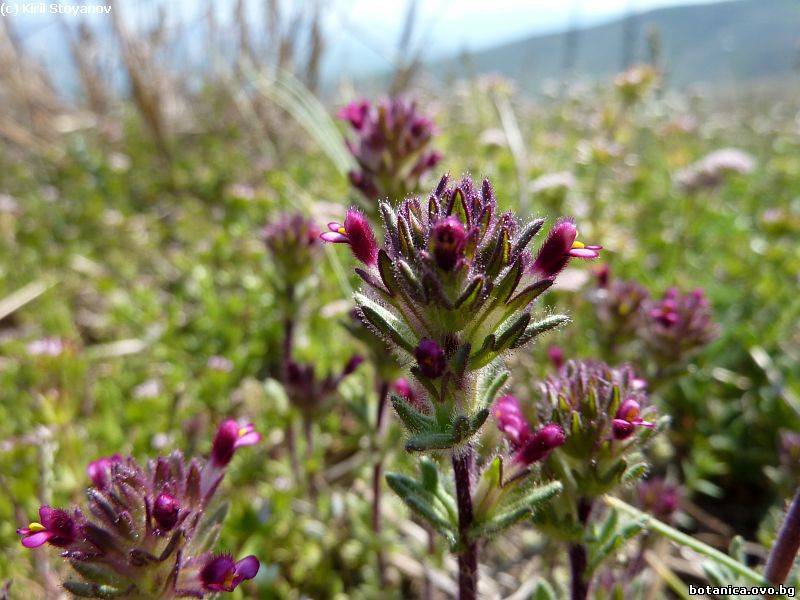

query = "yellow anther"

[
  {"left": 571, "top": 241, "right": 586, "bottom": 249},
  {"left": 337, "top": 226, "right": 347, "bottom": 235},
  {"left": 28, "top": 522, "right": 46, "bottom": 532},
  {"left": 238, "top": 427, "right": 248, "bottom": 437}
]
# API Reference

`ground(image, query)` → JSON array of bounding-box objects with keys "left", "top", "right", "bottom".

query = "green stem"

[{"left": 603, "top": 495, "right": 771, "bottom": 586}]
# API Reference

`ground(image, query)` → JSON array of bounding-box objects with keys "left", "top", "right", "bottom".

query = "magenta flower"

[
  {"left": 338, "top": 100, "right": 370, "bottom": 130},
  {"left": 414, "top": 339, "right": 446, "bottom": 379},
  {"left": 431, "top": 216, "right": 468, "bottom": 271},
  {"left": 611, "top": 399, "right": 654, "bottom": 440},
  {"left": 494, "top": 395, "right": 565, "bottom": 467},
  {"left": 200, "top": 554, "right": 260, "bottom": 592},
  {"left": 531, "top": 218, "right": 601, "bottom": 279},
  {"left": 86, "top": 454, "right": 122, "bottom": 489},
  {"left": 210, "top": 420, "right": 261, "bottom": 469},
  {"left": 17, "top": 506, "right": 77, "bottom": 548},
  {"left": 321, "top": 208, "right": 378, "bottom": 266}
]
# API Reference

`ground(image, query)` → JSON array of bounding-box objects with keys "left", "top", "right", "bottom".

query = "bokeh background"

[{"left": 1, "top": 0, "right": 799, "bottom": 597}]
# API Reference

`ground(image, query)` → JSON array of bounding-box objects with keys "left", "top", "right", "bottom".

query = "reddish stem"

[{"left": 452, "top": 446, "right": 478, "bottom": 600}]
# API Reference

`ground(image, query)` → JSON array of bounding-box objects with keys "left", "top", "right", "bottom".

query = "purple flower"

[
  {"left": 431, "top": 216, "right": 467, "bottom": 271},
  {"left": 414, "top": 339, "right": 446, "bottom": 379},
  {"left": 17, "top": 506, "right": 77, "bottom": 548},
  {"left": 87, "top": 454, "right": 122, "bottom": 489},
  {"left": 611, "top": 399, "right": 654, "bottom": 440},
  {"left": 494, "top": 395, "right": 565, "bottom": 467},
  {"left": 515, "top": 424, "right": 566, "bottom": 465},
  {"left": 531, "top": 218, "right": 601, "bottom": 279},
  {"left": 210, "top": 420, "right": 261, "bottom": 469},
  {"left": 153, "top": 493, "right": 180, "bottom": 531},
  {"left": 338, "top": 100, "right": 370, "bottom": 130},
  {"left": 342, "top": 354, "right": 364, "bottom": 376},
  {"left": 321, "top": 208, "right": 378, "bottom": 266},
  {"left": 200, "top": 554, "right": 260, "bottom": 592}
]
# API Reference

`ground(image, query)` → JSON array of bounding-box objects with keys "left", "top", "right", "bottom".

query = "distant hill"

[{"left": 431, "top": 0, "right": 800, "bottom": 88}]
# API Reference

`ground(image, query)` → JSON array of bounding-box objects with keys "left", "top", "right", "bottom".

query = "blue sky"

[{"left": 324, "top": 0, "right": 724, "bottom": 72}]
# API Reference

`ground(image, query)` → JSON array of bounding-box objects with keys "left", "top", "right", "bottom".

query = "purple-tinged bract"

[{"left": 644, "top": 287, "right": 716, "bottom": 364}]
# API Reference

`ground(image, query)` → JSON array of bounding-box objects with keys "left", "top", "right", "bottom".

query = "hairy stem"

[
  {"left": 569, "top": 498, "right": 593, "bottom": 600},
  {"left": 452, "top": 446, "right": 478, "bottom": 600},
  {"left": 765, "top": 487, "right": 800, "bottom": 586},
  {"left": 372, "top": 380, "right": 390, "bottom": 585}
]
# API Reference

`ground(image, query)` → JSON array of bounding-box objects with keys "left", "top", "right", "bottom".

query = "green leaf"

[
  {"left": 405, "top": 432, "right": 457, "bottom": 452},
  {"left": 391, "top": 393, "right": 434, "bottom": 432},
  {"left": 511, "top": 314, "right": 569, "bottom": 348},
  {"left": 512, "top": 218, "right": 545, "bottom": 257},
  {"left": 354, "top": 292, "right": 416, "bottom": 353},
  {"left": 68, "top": 561, "right": 121, "bottom": 587},
  {"left": 63, "top": 582, "right": 132, "bottom": 598},
  {"left": 188, "top": 501, "right": 229, "bottom": 555},
  {"left": 377, "top": 249, "right": 398, "bottom": 296},
  {"left": 386, "top": 473, "right": 456, "bottom": 545},
  {"left": 493, "top": 312, "right": 531, "bottom": 351},
  {"left": 455, "top": 276, "right": 484, "bottom": 308},
  {"left": 471, "top": 481, "right": 562, "bottom": 539},
  {"left": 532, "top": 579, "right": 558, "bottom": 600}
]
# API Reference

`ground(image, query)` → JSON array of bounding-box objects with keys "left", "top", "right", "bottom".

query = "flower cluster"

[
  {"left": 636, "top": 477, "right": 681, "bottom": 522},
  {"left": 536, "top": 360, "right": 658, "bottom": 495},
  {"left": 17, "top": 420, "right": 261, "bottom": 598},
  {"left": 339, "top": 98, "right": 442, "bottom": 210},
  {"left": 323, "top": 173, "right": 600, "bottom": 451},
  {"left": 262, "top": 212, "right": 322, "bottom": 289},
  {"left": 644, "top": 287, "right": 717, "bottom": 364},
  {"left": 675, "top": 148, "right": 755, "bottom": 193},
  {"left": 591, "top": 266, "right": 650, "bottom": 344},
  {"left": 614, "top": 64, "right": 658, "bottom": 104}
]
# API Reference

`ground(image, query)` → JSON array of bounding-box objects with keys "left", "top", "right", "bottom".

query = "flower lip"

[{"left": 200, "top": 554, "right": 260, "bottom": 592}]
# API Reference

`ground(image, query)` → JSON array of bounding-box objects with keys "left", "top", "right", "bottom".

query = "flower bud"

[
  {"left": 414, "top": 339, "right": 446, "bottom": 379},
  {"left": 87, "top": 454, "right": 122, "bottom": 489},
  {"left": 432, "top": 216, "right": 467, "bottom": 271},
  {"left": 611, "top": 399, "right": 653, "bottom": 440},
  {"left": 514, "top": 424, "right": 566, "bottom": 466},
  {"left": 153, "top": 493, "right": 180, "bottom": 531}
]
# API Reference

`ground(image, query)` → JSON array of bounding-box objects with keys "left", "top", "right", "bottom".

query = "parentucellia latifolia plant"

[
  {"left": 321, "top": 172, "right": 603, "bottom": 599},
  {"left": 16, "top": 420, "right": 261, "bottom": 598}
]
